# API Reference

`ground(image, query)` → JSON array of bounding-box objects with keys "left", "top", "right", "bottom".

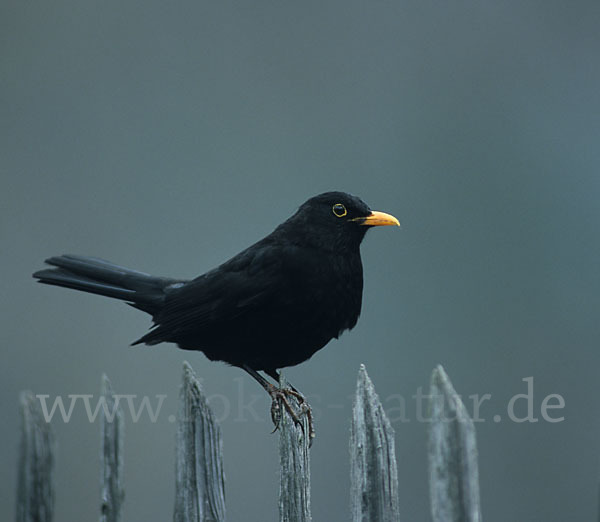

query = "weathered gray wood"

[
  {"left": 99, "top": 374, "right": 124, "bottom": 522},
  {"left": 350, "top": 364, "right": 400, "bottom": 522},
  {"left": 16, "top": 391, "right": 55, "bottom": 522},
  {"left": 428, "top": 365, "right": 482, "bottom": 522},
  {"left": 174, "top": 361, "right": 226, "bottom": 522},
  {"left": 278, "top": 375, "right": 311, "bottom": 522}
]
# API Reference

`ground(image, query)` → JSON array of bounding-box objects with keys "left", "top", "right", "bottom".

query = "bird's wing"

[{"left": 135, "top": 240, "right": 302, "bottom": 344}]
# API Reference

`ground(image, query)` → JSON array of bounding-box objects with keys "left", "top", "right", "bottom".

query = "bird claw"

[
  {"left": 268, "top": 386, "right": 315, "bottom": 446},
  {"left": 270, "top": 400, "right": 282, "bottom": 432}
]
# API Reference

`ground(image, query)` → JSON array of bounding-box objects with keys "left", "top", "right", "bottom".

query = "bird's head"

[{"left": 280, "top": 191, "right": 400, "bottom": 252}]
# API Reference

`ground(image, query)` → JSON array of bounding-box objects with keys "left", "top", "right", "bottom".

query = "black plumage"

[{"left": 33, "top": 191, "right": 399, "bottom": 436}]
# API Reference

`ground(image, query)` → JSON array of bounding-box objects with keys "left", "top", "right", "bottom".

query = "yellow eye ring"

[{"left": 332, "top": 203, "right": 347, "bottom": 217}]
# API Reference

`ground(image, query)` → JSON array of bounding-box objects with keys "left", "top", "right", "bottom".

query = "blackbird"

[{"left": 33, "top": 191, "right": 399, "bottom": 438}]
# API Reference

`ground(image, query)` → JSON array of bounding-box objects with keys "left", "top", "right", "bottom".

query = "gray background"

[{"left": 2, "top": 1, "right": 599, "bottom": 520}]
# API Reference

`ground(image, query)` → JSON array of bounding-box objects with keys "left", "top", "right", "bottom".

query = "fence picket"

[
  {"left": 174, "top": 362, "right": 226, "bottom": 522},
  {"left": 278, "top": 375, "right": 312, "bottom": 522},
  {"left": 17, "top": 391, "right": 55, "bottom": 522},
  {"left": 350, "top": 364, "right": 400, "bottom": 522},
  {"left": 100, "top": 374, "right": 124, "bottom": 522},
  {"left": 428, "top": 365, "right": 482, "bottom": 522}
]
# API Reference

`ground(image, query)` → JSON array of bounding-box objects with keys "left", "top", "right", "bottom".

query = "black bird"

[{"left": 33, "top": 192, "right": 399, "bottom": 438}]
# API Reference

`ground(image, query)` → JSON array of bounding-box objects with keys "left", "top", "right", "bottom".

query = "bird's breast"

[{"left": 288, "top": 251, "right": 363, "bottom": 337}]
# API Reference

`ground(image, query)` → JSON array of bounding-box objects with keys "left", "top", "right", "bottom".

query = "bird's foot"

[{"left": 268, "top": 385, "right": 315, "bottom": 445}]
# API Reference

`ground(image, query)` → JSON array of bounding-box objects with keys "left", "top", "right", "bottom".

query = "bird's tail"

[{"left": 33, "top": 255, "right": 177, "bottom": 314}]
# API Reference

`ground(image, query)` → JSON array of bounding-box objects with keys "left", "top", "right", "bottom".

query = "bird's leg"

[
  {"left": 242, "top": 365, "right": 315, "bottom": 443},
  {"left": 266, "top": 369, "right": 316, "bottom": 444},
  {"left": 264, "top": 370, "right": 315, "bottom": 427},
  {"left": 242, "top": 365, "right": 303, "bottom": 431},
  {"left": 265, "top": 369, "right": 302, "bottom": 395},
  {"left": 242, "top": 365, "right": 303, "bottom": 430}
]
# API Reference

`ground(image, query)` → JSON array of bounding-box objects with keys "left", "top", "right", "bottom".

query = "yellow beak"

[{"left": 354, "top": 210, "right": 400, "bottom": 227}]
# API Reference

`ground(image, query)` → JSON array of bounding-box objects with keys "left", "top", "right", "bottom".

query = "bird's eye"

[{"left": 332, "top": 203, "right": 347, "bottom": 217}]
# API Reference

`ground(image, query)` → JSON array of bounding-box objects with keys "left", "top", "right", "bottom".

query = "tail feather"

[
  {"left": 34, "top": 268, "right": 138, "bottom": 301},
  {"left": 43, "top": 255, "right": 159, "bottom": 287},
  {"left": 33, "top": 254, "right": 177, "bottom": 314}
]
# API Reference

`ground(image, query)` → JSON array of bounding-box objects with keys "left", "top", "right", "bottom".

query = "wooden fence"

[{"left": 16, "top": 363, "right": 482, "bottom": 522}]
